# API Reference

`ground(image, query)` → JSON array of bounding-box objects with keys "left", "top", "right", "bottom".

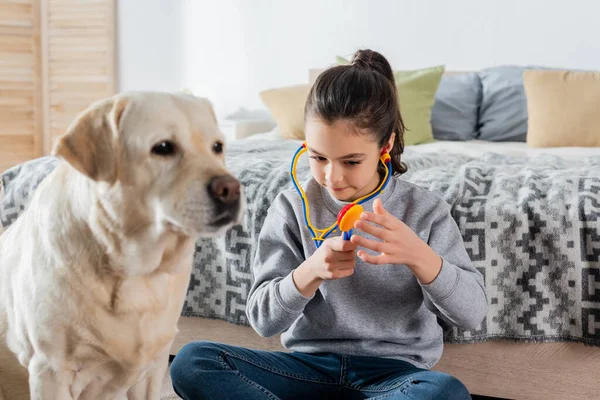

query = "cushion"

[
  {"left": 477, "top": 66, "right": 530, "bottom": 142},
  {"left": 261, "top": 60, "right": 444, "bottom": 145},
  {"left": 337, "top": 57, "right": 445, "bottom": 145},
  {"left": 524, "top": 70, "right": 600, "bottom": 148},
  {"left": 395, "top": 65, "right": 445, "bottom": 145},
  {"left": 431, "top": 72, "right": 482, "bottom": 141},
  {"left": 259, "top": 84, "right": 310, "bottom": 140}
]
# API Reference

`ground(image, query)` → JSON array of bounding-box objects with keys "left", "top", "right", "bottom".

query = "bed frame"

[{"left": 170, "top": 316, "right": 599, "bottom": 400}]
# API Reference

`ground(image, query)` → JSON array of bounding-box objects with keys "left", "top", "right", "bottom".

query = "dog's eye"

[
  {"left": 212, "top": 141, "right": 224, "bottom": 155},
  {"left": 151, "top": 141, "right": 177, "bottom": 156}
]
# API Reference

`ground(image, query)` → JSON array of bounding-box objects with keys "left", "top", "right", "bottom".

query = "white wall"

[
  {"left": 117, "top": 0, "right": 185, "bottom": 92},
  {"left": 119, "top": 0, "right": 600, "bottom": 117}
]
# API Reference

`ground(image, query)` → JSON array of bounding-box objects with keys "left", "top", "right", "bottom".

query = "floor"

[{"left": 161, "top": 368, "right": 178, "bottom": 399}]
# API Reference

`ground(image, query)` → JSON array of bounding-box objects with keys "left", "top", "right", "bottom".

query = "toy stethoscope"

[{"left": 290, "top": 142, "right": 393, "bottom": 248}]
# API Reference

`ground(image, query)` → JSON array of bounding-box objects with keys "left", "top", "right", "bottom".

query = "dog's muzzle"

[{"left": 207, "top": 175, "right": 242, "bottom": 227}]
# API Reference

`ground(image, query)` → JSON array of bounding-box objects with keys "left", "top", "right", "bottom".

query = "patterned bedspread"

[{"left": 2, "top": 138, "right": 600, "bottom": 346}]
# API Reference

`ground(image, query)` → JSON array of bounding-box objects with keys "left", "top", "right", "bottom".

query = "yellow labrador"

[{"left": 0, "top": 92, "right": 243, "bottom": 399}]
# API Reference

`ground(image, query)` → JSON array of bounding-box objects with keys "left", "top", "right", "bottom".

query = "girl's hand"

[
  {"left": 308, "top": 236, "right": 358, "bottom": 280},
  {"left": 350, "top": 198, "right": 442, "bottom": 284},
  {"left": 293, "top": 236, "right": 357, "bottom": 297}
]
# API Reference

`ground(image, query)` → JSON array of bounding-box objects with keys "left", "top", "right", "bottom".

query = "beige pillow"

[
  {"left": 259, "top": 84, "right": 310, "bottom": 140},
  {"left": 524, "top": 70, "right": 600, "bottom": 147}
]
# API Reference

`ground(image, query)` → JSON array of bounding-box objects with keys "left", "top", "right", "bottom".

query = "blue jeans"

[{"left": 170, "top": 341, "right": 471, "bottom": 400}]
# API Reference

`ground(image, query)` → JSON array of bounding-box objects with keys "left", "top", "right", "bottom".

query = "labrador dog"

[{"left": 0, "top": 92, "right": 243, "bottom": 399}]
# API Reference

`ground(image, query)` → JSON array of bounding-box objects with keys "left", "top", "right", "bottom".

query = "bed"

[{"left": 2, "top": 68, "right": 600, "bottom": 399}]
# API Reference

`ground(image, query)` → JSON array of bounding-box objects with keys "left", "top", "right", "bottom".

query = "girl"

[{"left": 170, "top": 49, "right": 487, "bottom": 399}]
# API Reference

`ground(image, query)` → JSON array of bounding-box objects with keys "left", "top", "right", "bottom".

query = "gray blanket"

[{"left": 2, "top": 138, "right": 600, "bottom": 346}]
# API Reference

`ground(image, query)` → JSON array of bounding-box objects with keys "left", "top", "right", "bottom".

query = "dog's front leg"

[
  {"left": 28, "top": 356, "right": 72, "bottom": 400},
  {"left": 126, "top": 351, "right": 169, "bottom": 400}
]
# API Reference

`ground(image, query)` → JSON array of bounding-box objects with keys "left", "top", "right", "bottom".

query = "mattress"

[
  {"left": 247, "top": 130, "right": 600, "bottom": 160},
  {"left": 408, "top": 139, "right": 600, "bottom": 160},
  {"left": 2, "top": 135, "right": 600, "bottom": 348}
]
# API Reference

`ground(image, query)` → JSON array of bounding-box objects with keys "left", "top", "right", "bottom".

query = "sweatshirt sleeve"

[
  {"left": 420, "top": 201, "right": 488, "bottom": 330},
  {"left": 245, "top": 195, "right": 313, "bottom": 337}
]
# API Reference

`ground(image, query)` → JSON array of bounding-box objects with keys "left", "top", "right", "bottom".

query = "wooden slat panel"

[
  {"left": 47, "top": 27, "right": 111, "bottom": 37},
  {"left": 49, "top": 65, "right": 108, "bottom": 77},
  {"left": 49, "top": 80, "right": 107, "bottom": 93},
  {"left": 0, "top": 121, "right": 34, "bottom": 136},
  {"left": 50, "top": 34, "right": 108, "bottom": 43},
  {"left": 0, "top": 96, "right": 34, "bottom": 106},
  {"left": 0, "top": 1, "right": 33, "bottom": 28},
  {"left": 0, "top": 70, "right": 35, "bottom": 80},
  {"left": 49, "top": 16, "right": 108, "bottom": 29},
  {"left": 0, "top": 135, "right": 34, "bottom": 173},
  {"left": 0, "top": 89, "right": 34, "bottom": 99},
  {"left": 0, "top": 1, "right": 38, "bottom": 156},
  {"left": 45, "top": 0, "right": 115, "bottom": 148},
  {"left": 49, "top": 0, "right": 107, "bottom": 5},
  {"left": 50, "top": 46, "right": 111, "bottom": 55},
  {"left": 0, "top": 25, "right": 31, "bottom": 36},
  {"left": 31, "top": 0, "right": 43, "bottom": 156},
  {"left": 0, "top": 52, "right": 34, "bottom": 64},
  {"left": 0, "top": 0, "right": 115, "bottom": 165},
  {"left": 0, "top": 81, "right": 34, "bottom": 91},
  {"left": 50, "top": 1, "right": 107, "bottom": 6},
  {"left": 0, "top": 35, "right": 33, "bottom": 52},
  {"left": 0, "top": 0, "right": 34, "bottom": 4}
]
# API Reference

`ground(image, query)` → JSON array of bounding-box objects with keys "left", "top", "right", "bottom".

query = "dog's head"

[{"left": 51, "top": 91, "right": 243, "bottom": 238}]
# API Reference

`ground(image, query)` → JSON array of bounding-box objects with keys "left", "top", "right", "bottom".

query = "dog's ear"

[
  {"left": 205, "top": 98, "right": 217, "bottom": 123},
  {"left": 52, "top": 96, "right": 128, "bottom": 184}
]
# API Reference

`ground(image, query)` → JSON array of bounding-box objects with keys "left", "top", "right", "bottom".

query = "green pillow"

[{"left": 336, "top": 56, "right": 444, "bottom": 145}]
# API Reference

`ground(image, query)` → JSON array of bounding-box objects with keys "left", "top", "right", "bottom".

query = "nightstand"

[{"left": 218, "top": 119, "right": 276, "bottom": 142}]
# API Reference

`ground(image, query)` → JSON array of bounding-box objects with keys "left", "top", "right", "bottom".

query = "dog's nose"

[{"left": 208, "top": 175, "right": 240, "bottom": 205}]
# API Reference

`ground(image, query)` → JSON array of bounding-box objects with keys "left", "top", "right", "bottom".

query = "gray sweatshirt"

[{"left": 246, "top": 177, "right": 487, "bottom": 369}]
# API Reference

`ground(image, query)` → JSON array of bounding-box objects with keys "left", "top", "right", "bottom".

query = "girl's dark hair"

[{"left": 304, "top": 49, "right": 407, "bottom": 175}]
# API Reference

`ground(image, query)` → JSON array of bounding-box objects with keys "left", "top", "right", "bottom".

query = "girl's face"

[{"left": 304, "top": 118, "right": 394, "bottom": 202}]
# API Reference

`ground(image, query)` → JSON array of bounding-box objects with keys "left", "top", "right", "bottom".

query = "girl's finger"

[
  {"left": 324, "top": 263, "right": 354, "bottom": 278},
  {"left": 334, "top": 267, "right": 355, "bottom": 279},
  {"left": 350, "top": 235, "right": 394, "bottom": 254},
  {"left": 335, "top": 260, "right": 356, "bottom": 270},
  {"left": 357, "top": 250, "right": 390, "bottom": 265},
  {"left": 333, "top": 251, "right": 357, "bottom": 262},
  {"left": 359, "top": 211, "right": 394, "bottom": 230},
  {"left": 362, "top": 199, "right": 404, "bottom": 230},
  {"left": 373, "top": 198, "right": 390, "bottom": 216},
  {"left": 331, "top": 237, "right": 359, "bottom": 252},
  {"left": 354, "top": 220, "right": 392, "bottom": 242}
]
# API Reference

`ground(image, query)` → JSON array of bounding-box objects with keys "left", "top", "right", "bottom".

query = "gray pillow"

[
  {"left": 431, "top": 73, "right": 482, "bottom": 141},
  {"left": 477, "top": 66, "right": 530, "bottom": 142}
]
